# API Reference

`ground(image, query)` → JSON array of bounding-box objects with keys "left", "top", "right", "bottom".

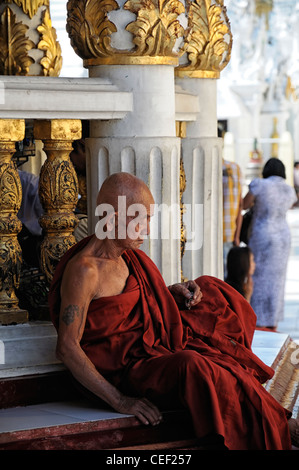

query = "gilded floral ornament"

[
  {"left": 0, "top": 6, "right": 35, "bottom": 75},
  {"left": 67, "top": 0, "right": 184, "bottom": 65},
  {"left": 34, "top": 119, "right": 81, "bottom": 283},
  {"left": 6, "top": 0, "right": 49, "bottom": 19},
  {"left": 37, "top": 8, "right": 63, "bottom": 76},
  {"left": 177, "top": 0, "right": 232, "bottom": 78},
  {"left": 66, "top": 0, "right": 119, "bottom": 60},
  {"left": 0, "top": 118, "right": 27, "bottom": 323},
  {"left": 124, "top": 0, "right": 185, "bottom": 58}
]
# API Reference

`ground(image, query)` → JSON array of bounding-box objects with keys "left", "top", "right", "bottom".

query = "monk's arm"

[{"left": 57, "top": 262, "right": 162, "bottom": 426}]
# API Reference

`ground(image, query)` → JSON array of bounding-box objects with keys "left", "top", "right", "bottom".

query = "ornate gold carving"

[
  {"left": 176, "top": 0, "right": 232, "bottom": 79},
  {"left": 67, "top": 0, "right": 183, "bottom": 65},
  {"left": 37, "top": 8, "right": 63, "bottom": 76},
  {"left": 6, "top": 0, "right": 49, "bottom": 19},
  {"left": 67, "top": 0, "right": 233, "bottom": 70},
  {"left": 0, "top": 119, "right": 28, "bottom": 324},
  {"left": 66, "top": 0, "right": 119, "bottom": 60},
  {"left": 124, "top": 0, "right": 185, "bottom": 57},
  {"left": 34, "top": 120, "right": 82, "bottom": 283},
  {"left": 0, "top": 6, "right": 35, "bottom": 75}
]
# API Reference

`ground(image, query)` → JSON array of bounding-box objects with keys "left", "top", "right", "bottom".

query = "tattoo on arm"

[{"left": 62, "top": 304, "right": 81, "bottom": 325}]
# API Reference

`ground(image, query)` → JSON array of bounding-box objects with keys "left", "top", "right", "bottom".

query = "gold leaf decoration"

[
  {"left": 66, "top": 0, "right": 119, "bottom": 59},
  {"left": 6, "top": 0, "right": 49, "bottom": 19},
  {"left": 0, "top": 6, "right": 35, "bottom": 75},
  {"left": 178, "top": 0, "right": 232, "bottom": 77},
  {"left": 124, "top": 0, "right": 185, "bottom": 56},
  {"left": 37, "top": 8, "right": 62, "bottom": 76}
]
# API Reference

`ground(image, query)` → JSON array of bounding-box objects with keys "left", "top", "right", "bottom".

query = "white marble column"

[
  {"left": 176, "top": 78, "right": 223, "bottom": 281},
  {"left": 87, "top": 65, "right": 181, "bottom": 285}
]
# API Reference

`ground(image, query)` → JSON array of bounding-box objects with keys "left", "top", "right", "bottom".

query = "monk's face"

[
  {"left": 96, "top": 173, "right": 156, "bottom": 249},
  {"left": 115, "top": 189, "right": 155, "bottom": 249}
]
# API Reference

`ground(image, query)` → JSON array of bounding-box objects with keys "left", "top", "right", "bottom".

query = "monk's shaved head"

[{"left": 97, "top": 172, "right": 154, "bottom": 210}]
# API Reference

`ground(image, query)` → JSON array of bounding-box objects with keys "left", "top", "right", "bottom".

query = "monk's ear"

[
  {"left": 95, "top": 207, "right": 116, "bottom": 239},
  {"left": 106, "top": 212, "right": 116, "bottom": 232}
]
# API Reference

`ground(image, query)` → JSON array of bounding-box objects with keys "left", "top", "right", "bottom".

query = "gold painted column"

[
  {"left": 34, "top": 120, "right": 81, "bottom": 283},
  {"left": 0, "top": 119, "right": 28, "bottom": 325}
]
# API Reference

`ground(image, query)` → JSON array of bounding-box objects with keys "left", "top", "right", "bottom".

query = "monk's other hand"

[
  {"left": 168, "top": 280, "right": 202, "bottom": 308},
  {"left": 116, "top": 395, "right": 163, "bottom": 426}
]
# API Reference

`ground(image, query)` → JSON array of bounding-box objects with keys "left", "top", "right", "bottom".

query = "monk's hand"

[
  {"left": 168, "top": 280, "right": 202, "bottom": 309},
  {"left": 116, "top": 395, "right": 162, "bottom": 427}
]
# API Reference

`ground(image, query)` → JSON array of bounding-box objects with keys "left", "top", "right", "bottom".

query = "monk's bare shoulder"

[
  {"left": 61, "top": 252, "right": 101, "bottom": 299},
  {"left": 61, "top": 239, "right": 130, "bottom": 299}
]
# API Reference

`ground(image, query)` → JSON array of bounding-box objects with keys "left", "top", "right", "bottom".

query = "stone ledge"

[
  {"left": 0, "top": 76, "right": 133, "bottom": 120},
  {"left": 0, "top": 322, "right": 61, "bottom": 376}
]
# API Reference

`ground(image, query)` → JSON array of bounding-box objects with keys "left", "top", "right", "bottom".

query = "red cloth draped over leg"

[{"left": 48, "top": 237, "right": 292, "bottom": 450}]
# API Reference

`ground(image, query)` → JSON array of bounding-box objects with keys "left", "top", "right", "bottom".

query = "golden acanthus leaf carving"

[
  {"left": 6, "top": 0, "right": 49, "bottom": 19},
  {"left": 0, "top": 135, "right": 26, "bottom": 321},
  {"left": 38, "top": 155, "right": 79, "bottom": 283},
  {"left": 66, "top": 0, "right": 119, "bottom": 59},
  {"left": 39, "top": 159, "right": 79, "bottom": 211},
  {"left": 40, "top": 234, "right": 77, "bottom": 284},
  {"left": 0, "top": 6, "right": 35, "bottom": 75},
  {"left": 0, "top": 162, "right": 22, "bottom": 212},
  {"left": 0, "top": 237, "right": 22, "bottom": 305},
  {"left": 124, "top": 0, "right": 185, "bottom": 57},
  {"left": 37, "top": 8, "right": 62, "bottom": 76},
  {"left": 178, "top": 0, "right": 232, "bottom": 76}
]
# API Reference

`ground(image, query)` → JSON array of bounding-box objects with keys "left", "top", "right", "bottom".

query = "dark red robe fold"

[{"left": 49, "top": 236, "right": 292, "bottom": 450}]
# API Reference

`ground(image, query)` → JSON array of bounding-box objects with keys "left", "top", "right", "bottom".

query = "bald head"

[
  {"left": 95, "top": 173, "right": 155, "bottom": 244},
  {"left": 97, "top": 172, "right": 154, "bottom": 209}
]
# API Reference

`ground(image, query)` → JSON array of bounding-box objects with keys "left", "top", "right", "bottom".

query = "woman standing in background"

[{"left": 243, "top": 158, "right": 297, "bottom": 330}]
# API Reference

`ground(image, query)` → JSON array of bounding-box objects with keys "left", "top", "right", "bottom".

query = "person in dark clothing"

[{"left": 225, "top": 246, "right": 255, "bottom": 302}]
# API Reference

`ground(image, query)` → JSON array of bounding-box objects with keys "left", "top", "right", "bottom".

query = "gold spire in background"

[
  {"left": 255, "top": 0, "right": 273, "bottom": 29},
  {"left": 271, "top": 116, "right": 279, "bottom": 158}
]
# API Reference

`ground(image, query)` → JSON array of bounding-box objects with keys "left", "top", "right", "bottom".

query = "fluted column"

[
  {"left": 175, "top": 0, "right": 233, "bottom": 281},
  {"left": 0, "top": 119, "right": 28, "bottom": 325},
  {"left": 67, "top": 0, "right": 184, "bottom": 285},
  {"left": 66, "top": 0, "right": 233, "bottom": 284},
  {"left": 34, "top": 119, "right": 81, "bottom": 283}
]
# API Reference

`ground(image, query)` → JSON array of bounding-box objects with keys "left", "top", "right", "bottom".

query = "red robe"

[{"left": 49, "top": 236, "right": 292, "bottom": 450}]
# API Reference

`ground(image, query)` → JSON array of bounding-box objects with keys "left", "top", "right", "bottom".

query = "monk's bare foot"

[{"left": 289, "top": 418, "right": 299, "bottom": 448}]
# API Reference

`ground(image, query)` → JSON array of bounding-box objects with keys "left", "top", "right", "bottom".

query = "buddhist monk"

[{"left": 49, "top": 172, "right": 298, "bottom": 450}]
